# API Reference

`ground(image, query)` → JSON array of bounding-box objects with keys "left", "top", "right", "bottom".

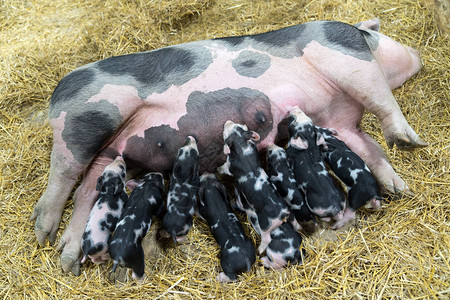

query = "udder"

[{"left": 108, "top": 88, "right": 276, "bottom": 173}]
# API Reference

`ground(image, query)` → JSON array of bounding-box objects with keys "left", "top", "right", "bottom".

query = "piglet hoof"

[
  {"left": 175, "top": 236, "right": 188, "bottom": 243},
  {"left": 330, "top": 209, "right": 356, "bottom": 230},
  {"left": 217, "top": 272, "right": 235, "bottom": 283},
  {"left": 364, "top": 197, "right": 382, "bottom": 210},
  {"left": 320, "top": 217, "right": 332, "bottom": 223},
  {"left": 334, "top": 211, "right": 344, "bottom": 221},
  {"left": 261, "top": 257, "right": 283, "bottom": 270},
  {"left": 108, "top": 265, "right": 128, "bottom": 285},
  {"left": 132, "top": 272, "right": 145, "bottom": 282},
  {"left": 159, "top": 229, "right": 170, "bottom": 239}
]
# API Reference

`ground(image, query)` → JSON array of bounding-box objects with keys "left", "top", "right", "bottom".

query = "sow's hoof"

[
  {"left": 56, "top": 233, "right": 83, "bottom": 276},
  {"left": 60, "top": 254, "right": 81, "bottom": 276},
  {"left": 384, "top": 124, "right": 428, "bottom": 150},
  {"left": 30, "top": 202, "right": 62, "bottom": 246}
]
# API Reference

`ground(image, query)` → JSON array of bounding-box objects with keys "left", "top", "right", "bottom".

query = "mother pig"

[{"left": 31, "top": 18, "right": 426, "bottom": 275}]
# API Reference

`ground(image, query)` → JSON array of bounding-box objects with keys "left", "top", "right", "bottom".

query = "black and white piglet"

[
  {"left": 162, "top": 136, "right": 200, "bottom": 243},
  {"left": 198, "top": 173, "right": 256, "bottom": 283},
  {"left": 234, "top": 189, "right": 304, "bottom": 270},
  {"left": 266, "top": 143, "right": 316, "bottom": 227},
  {"left": 286, "top": 107, "right": 345, "bottom": 220},
  {"left": 81, "top": 156, "right": 127, "bottom": 264},
  {"left": 109, "top": 172, "right": 165, "bottom": 280},
  {"left": 316, "top": 127, "right": 382, "bottom": 229},
  {"left": 220, "top": 120, "right": 289, "bottom": 254}
]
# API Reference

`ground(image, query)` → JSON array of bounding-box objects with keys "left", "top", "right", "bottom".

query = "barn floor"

[{"left": 0, "top": 0, "right": 449, "bottom": 298}]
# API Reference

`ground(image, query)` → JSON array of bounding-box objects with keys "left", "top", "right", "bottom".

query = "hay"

[{"left": 1, "top": 0, "right": 449, "bottom": 298}]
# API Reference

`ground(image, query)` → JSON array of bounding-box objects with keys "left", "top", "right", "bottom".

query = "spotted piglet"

[
  {"left": 286, "top": 107, "right": 345, "bottom": 220},
  {"left": 221, "top": 120, "right": 289, "bottom": 254},
  {"left": 81, "top": 156, "right": 127, "bottom": 264},
  {"left": 109, "top": 172, "right": 165, "bottom": 280},
  {"left": 198, "top": 173, "right": 256, "bottom": 283},
  {"left": 162, "top": 136, "right": 200, "bottom": 243},
  {"left": 266, "top": 143, "right": 316, "bottom": 227},
  {"left": 316, "top": 127, "right": 382, "bottom": 229},
  {"left": 234, "top": 190, "right": 304, "bottom": 270}
]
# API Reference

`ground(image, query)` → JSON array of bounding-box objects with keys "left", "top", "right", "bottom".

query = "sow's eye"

[
  {"left": 156, "top": 139, "right": 165, "bottom": 148},
  {"left": 255, "top": 111, "right": 267, "bottom": 124}
]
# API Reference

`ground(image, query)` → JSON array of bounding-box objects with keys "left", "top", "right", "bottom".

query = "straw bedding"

[{"left": 0, "top": 0, "right": 448, "bottom": 298}]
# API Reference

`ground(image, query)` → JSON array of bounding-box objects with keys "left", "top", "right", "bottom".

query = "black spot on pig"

[
  {"left": 214, "top": 36, "right": 246, "bottom": 47},
  {"left": 62, "top": 101, "right": 121, "bottom": 165},
  {"left": 323, "top": 22, "right": 370, "bottom": 52},
  {"left": 251, "top": 24, "right": 306, "bottom": 47},
  {"left": 123, "top": 125, "right": 183, "bottom": 172},
  {"left": 322, "top": 21, "right": 373, "bottom": 61},
  {"left": 96, "top": 45, "right": 213, "bottom": 94},
  {"left": 177, "top": 88, "right": 273, "bottom": 171},
  {"left": 232, "top": 51, "right": 271, "bottom": 78},
  {"left": 50, "top": 68, "right": 95, "bottom": 109}
]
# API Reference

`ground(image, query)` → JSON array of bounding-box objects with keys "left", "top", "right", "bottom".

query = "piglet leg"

[{"left": 56, "top": 154, "right": 114, "bottom": 275}]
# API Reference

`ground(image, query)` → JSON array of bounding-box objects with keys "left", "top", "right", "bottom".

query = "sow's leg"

[
  {"left": 31, "top": 144, "right": 85, "bottom": 246},
  {"left": 304, "top": 41, "right": 426, "bottom": 150},
  {"left": 337, "top": 127, "right": 414, "bottom": 197},
  {"left": 56, "top": 153, "right": 114, "bottom": 275}
]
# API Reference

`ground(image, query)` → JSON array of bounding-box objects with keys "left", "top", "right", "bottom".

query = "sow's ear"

[
  {"left": 354, "top": 18, "right": 380, "bottom": 31},
  {"left": 243, "top": 130, "right": 260, "bottom": 142}
]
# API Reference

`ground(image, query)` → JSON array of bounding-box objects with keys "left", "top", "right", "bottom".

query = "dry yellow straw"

[{"left": 0, "top": 0, "right": 448, "bottom": 298}]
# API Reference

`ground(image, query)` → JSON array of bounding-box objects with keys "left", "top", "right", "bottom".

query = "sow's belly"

[
  {"left": 108, "top": 86, "right": 281, "bottom": 174},
  {"left": 79, "top": 42, "right": 335, "bottom": 173}
]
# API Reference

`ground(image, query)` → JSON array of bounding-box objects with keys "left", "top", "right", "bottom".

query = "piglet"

[
  {"left": 81, "top": 156, "right": 127, "bottom": 264},
  {"left": 286, "top": 107, "right": 345, "bottom": 220},
  {"left": 220, "top": 120, "right": 289, "bottom": 254},
  {"left": 198, "top": 173, "right": 256, "bottom": 283},
  {"left": 109, "top": 172, "right": 165, "bottom": 280},
  {"left": 261, "top": 222, "right": 304, "bottom": 270},
  {"left": 234, "top": 189, "right": 304, "bottom": 270},
  {"left": 266, "top": 143, "right": 316, "bottom": 227},
  {"left": 316, "top": 127, "right": 382, "bottom": 229},
  {"left": 162, "top": 136, "right": 200, "bottom": 243}
]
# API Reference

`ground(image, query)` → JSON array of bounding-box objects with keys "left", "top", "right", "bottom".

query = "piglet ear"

[
  {"left": 155, "top": 177, "right": 165, "bottom": 193},
  {"left": 316, "top": 131, "right": 328, "bottom": 150},
  {"left": 96, "top": 176, "right": 104, "bottom": 191},
  {"left": 251, "top": 131, "right": 260, "bottom": 142},
  {"left": 115, "top": 181, "right": 125, "bottom": 194},
  {"left": 316, "top": 132, "right": 326, "bottom": 146},
  {"left": 244, "top": 131, "right": 260, "bottom": 142},
  {"left": 126, "top": 179, "right": 141, "bottom": 191},
  {"left": 290, "top": 136, "right": 308, "bottom": 149},
  {"left": 327, "top": 127, "right": 339, "bottom": 136},
  {"left": 223, "top": 144, "right": 230, "bottom": 155}
]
